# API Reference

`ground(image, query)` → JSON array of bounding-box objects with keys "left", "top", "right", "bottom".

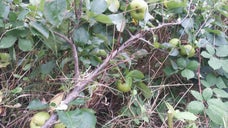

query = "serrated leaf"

[
  {"left": 190, "top": 90, "right": 203, "bottom": 101},
  {"left": 27, "top": 99, "right": 48, "bottom": 110},
  {"left": 221, "top": 59, "right": 228, "bottom": 72},
  {"left": 0, "top": 35, "right": 17, "bottom": 49},
  {"left": 187, "top": 101, "right": 204, "bottom": 114},
  {"left": 126, "top": 70, "right": 144, "bottom": 79},
  {"left": 18, "top": 38, "right": 33, "bottom": 51},
  {"left": 202, "top": 88, "right": 213, "bottom": 101},
  {"left": 216, "top": 45, "right": 228, "bottom": 57},
  {"left": 206, "top": 44, "right": 215, "bottom": 55},
  {"left": 174, "top": 111, "right": 197, "bottom": 121},
  {"left": 44, "top": 0, "right": 67, "bottom": 26},
  {"left": 30, "top": 21, "right": 49, "bottom": 38},
  {"left": 216, "top": 77, "right": 227, "bottom": 89},
  {"left": 208, "top": 57, "right": 222, "bottom": 70},
  {"left": 205, "top": 73, "right": 217, "bottom": 86},
  {"left": 91, "top": 0, "right": 107, "bottom": 14},
  {"left": 57, "top": 109, "right": 97, "bottom": 128},
  {"left": 201, "top": 51, "right": 212, "bottom": 58},
  {"left": 181, "top": 69, "right": 195, "bottom": 80},
  {"left": 213, "top": 88, "right": 228, "bottom": 98},
  {"left": 206, "top": 98, "right": 228, "bottom": 125}
]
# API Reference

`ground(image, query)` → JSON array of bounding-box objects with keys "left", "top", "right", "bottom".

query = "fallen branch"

[{"left": 42, "top": 21, "right": 183, "bottom": 127}]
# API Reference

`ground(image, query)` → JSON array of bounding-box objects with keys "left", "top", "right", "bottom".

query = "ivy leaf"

[
  {"left": 58, "top": 109, "right": 97, "bottom": 128},
  {"left": 208, "top": 57, "right": 222, "bottom": 70},
  {"left": 181, "top": 69, "right": 195, "bottom": 80},
  {"left": 44, "top": 0, "right": 67, "bottom": 26},
  {"left": 0, "top": 35, "right": 17, "bottom": 49}
]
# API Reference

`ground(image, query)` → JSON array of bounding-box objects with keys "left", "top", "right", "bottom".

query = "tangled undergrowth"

[{"left": 0, "top": 0, "right": 228, "bottom": 128}]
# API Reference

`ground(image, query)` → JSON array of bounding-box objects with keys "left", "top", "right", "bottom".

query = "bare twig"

[{"left": 53, "top": 31, "right": 80, "bottom": 83}]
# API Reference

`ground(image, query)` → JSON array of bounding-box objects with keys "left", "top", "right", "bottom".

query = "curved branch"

[{"left": 53, "top": 31, "right": 80, "bottom": 83}]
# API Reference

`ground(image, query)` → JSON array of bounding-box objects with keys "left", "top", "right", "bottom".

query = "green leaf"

[
  {"left": 181, "top": 69, "right": 195, "bottom": 80},
  {"left": 181, "top": 18, "right": 194, "bottom": 30},
  {"left": 94, "top": 14, "right": 112, "bottom": 24},
  {"left": 216, "top": 77, "right": 227, "bottom": 89},
  {"left": 30, "top": 21, "right": 49, "bottom": 38},
  {"left": 190, "top": 90, "right": 203, "bottom": 101},
  {"left": 40, "top": 60, "right": 56, "bottom": 74},
  {"left": 126, "top": 70, "right": 144, "bottom": 79},
  {"left": 0, "top": 53, "right": 10, "bottom": 68},
  {"left": 106, "top": 0, "right": 119, "bottom": 13},
  {"left": 202, "top": 88, "right": 213, "bottom": 101},
  {"left": 27, "top": 99, "right": 48, "bottom": 110},
  {"left": 136, "top": 82, "right": 152, "bottom": 99},
  {"left": 208, "top": 57, "right": 222, "bottom": 70},
  {"left": 174, "top": 111, "right": 197, "bottom": 121},
  {"left": 221, "top": 59, "right": 228, "bottom": 72},
  {"left": 18, "top": 38, "right": 33, "bottom": 51},
  {"left": 176, "top": 58, "right": 187, "bottom": 68},
  {"left": 58, "top": 109, "right": 97, "bottom": 128},
  {"left": 108, "top": 13, "right": 126, "bottom": 32},
  {"left": 90, "top": 0, "right": 107, "bottom": 14},
  {"left": 44, "top": 0, "right": 67, "bottom": 26},
  {"left": 206, "top": 98, "right": 228, "bottom": 125},
  {"left": 213, "top": 88, "right": 228, "bottom": 98},
  {"left": 186, "top": 60, "right": 199, "bottom": 70},
  {"left": 187, "top": 101, "right": 204, "bottom": 114},
  {"left": 0, "top": 1, "right": 9, "bottom": 19},
  {"left": 0, "top": 35, "right": 17, "bottom": 49},
  {"left": 73, "top": 27, "right": 90, "bottom": 43},
  {"left": 201, "top": 51, "right": 212, "bottom": 58},
  {"left": 206, "top": 44, "right": 215, "bottom": 55},
  {"left": 17, "top": 9, "right": 30, "bottom": 21},
  {"left": 216, "top": 45, "right": 228, "bottom": 57},
  {"left": 205, "top": 73, "right": 217, "bottom": 86},
  {"left": 163, "top": 66, "right": 178, "bottom": 76}
]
